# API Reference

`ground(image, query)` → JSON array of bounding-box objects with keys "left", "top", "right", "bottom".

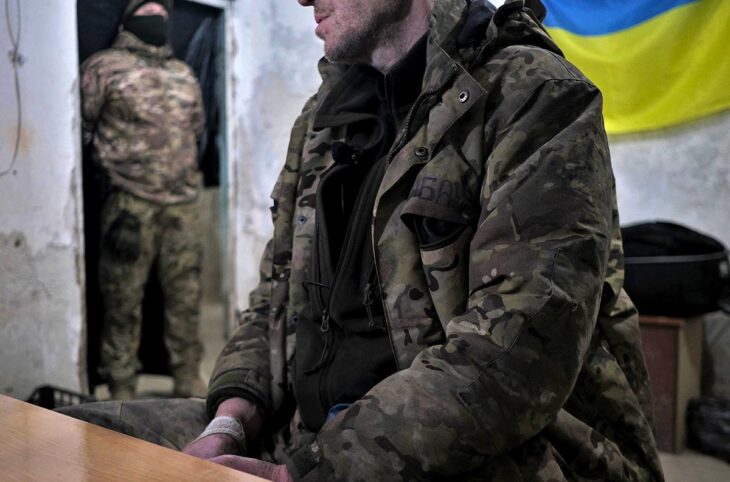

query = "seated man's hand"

[
  {"left": 183, "top": 397, "right": 263, "bottom": 460},
  {"left": 210, "top": 455, "right": 293, "bottom": 482},
  {"left": 183, "top": 433, "right": 241, "bottom": 459}
]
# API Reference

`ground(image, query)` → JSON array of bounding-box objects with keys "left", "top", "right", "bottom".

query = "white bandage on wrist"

[{"left": 193, "top": 415, "right": 246, "bottom": 454}]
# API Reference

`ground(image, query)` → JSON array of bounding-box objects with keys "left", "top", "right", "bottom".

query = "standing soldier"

[{"left": 80, "top": 0, "right": 206, "bottom": 399}]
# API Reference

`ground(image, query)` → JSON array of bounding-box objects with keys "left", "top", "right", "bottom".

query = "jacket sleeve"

[
  {"left": 189, "top": 71, "right": 206, "bottom": 138},
  {"left": 79, "top": 56, "right": 108, "bottom": 146},
  {"left": 206, "top": 94, "right": 318, "bottom": 420},
  {"left": 290, "top": 77, "right": 615, "bottom": 479},
  {"left": 206, "top": 238, "right": 275, "bottom": 418}
]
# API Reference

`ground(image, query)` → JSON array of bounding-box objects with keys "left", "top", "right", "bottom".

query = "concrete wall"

[{"left": 0, "top": 1, "right": 86, "bottom": 398}]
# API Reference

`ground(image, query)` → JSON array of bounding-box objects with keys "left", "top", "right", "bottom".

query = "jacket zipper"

[
  {"left": 363, "top": 275, "right": 385, "bottom": 331},
  {"left": 305, "top": 162, "right": 347, "bottom": 375},
  {"left": 325, "top": 160, "right": 384, "bottom": 309},
  {"left": 308, "top": 148, "right": 385, "bottom": 374},
  {"left": 371, "top": 241, "right": 400, "bottom": 369}
]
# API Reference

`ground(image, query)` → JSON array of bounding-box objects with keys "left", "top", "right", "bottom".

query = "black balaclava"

[{"left": 123, "top": 14, "right": 169, "bottom": 47}]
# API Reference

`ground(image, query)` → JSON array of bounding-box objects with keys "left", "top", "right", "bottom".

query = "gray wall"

[
  {"left": 612, "top": 111, "right": 730, "bottom": 247},
  {"left": 0, "top": 1, "right": 86, "bottom": 399}
]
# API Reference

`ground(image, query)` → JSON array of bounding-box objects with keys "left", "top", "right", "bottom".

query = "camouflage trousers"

[
  {"left": 98, "top": 190, "right": 203, "bottom": 389},
  {"left": 58, "top": 398, "right": 208, "bottom": 450}
]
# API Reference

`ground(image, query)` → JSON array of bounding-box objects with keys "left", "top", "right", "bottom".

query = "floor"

[
  {"left": 660, "top": 451, "right": 730, "bottom": 482},
  {"left": 93, "top": 303, "right": 730, "bottom": 480}
]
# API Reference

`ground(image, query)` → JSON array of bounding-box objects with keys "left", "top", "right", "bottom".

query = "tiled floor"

[{"left": 94, "top": 303, "right": 730, "bottom": 480}]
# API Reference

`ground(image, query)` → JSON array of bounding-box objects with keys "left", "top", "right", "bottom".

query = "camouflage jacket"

[
  {"left": 80, "top": 31, "right": 204, "bottom": 205},
  {"left": 209, "top": 1, "right": 662, "bottom": 480}
]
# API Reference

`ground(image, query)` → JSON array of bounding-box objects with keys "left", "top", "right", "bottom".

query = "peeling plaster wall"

[
  {"left": 0, "top": 1, "right": 85, "bottom": 398},
  {"left": 226, "top": 1, "right": 321, "bottom": 325}
]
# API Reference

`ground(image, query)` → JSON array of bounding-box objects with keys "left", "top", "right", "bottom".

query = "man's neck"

[{"left": 370, "top": 0, "right": 432, "bottom": 73}]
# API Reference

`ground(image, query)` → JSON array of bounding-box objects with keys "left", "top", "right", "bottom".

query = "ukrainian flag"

[{"left": 542, "top": 0, "right": 730, "bottom": 134}]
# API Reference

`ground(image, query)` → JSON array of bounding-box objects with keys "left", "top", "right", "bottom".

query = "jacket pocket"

[{"left": 401, "top": 198, "right": 475, "bottom": 332}]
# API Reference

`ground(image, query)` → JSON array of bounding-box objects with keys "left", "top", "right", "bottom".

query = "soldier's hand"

[
  {"left": 183, "top": 433, "right": 242, "bottom": 459},
  {"left": 183, "top": 398, "right": 262, "bottom": 460},
  {"left": 209, "top": 455, "right": 293, "bottom": 482}
]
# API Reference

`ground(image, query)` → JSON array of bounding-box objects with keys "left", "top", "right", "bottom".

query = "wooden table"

[{"left": 0, "top": 395, "right": 267, "bottom": 481}]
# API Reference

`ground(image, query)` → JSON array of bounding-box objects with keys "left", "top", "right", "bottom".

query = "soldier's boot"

[
  {"left": 108, "top": 378, "right": 137, "bottom": 401},
  {"left": 172, "top": 372, "right": 206, "bottom": 398}
]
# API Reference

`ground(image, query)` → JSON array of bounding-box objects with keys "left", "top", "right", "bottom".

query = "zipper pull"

[
  {"left": 364, "top": 283, "right": 383, "bottom": 330},
  {"left": 320, "top": 309, "right": 330, "bottom": 333},
  {"left": 306, "top": 315, "right": 334, "bottom": 375}
]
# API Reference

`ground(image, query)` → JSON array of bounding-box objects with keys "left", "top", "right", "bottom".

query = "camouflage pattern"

[
  {"left": 98, "top": 190, "right": 203, "bottom": 390},
  {"left": 80, "top": 30, "right": 204, "bottom": 205},
  {"left": 209, "top": 0, "right": 663, "bottom": 480},
  {"left": 57, "top": 398, "right": 208, "bottom": 451}
]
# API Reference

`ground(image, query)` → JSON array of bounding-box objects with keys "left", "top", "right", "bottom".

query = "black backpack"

[{"left": 621, "top": 221, "right": 730, "bottom": 317}]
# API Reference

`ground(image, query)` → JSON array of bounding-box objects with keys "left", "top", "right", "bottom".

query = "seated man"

[{"left": 63, "top": 0, "right": 663, "bottom": 480}]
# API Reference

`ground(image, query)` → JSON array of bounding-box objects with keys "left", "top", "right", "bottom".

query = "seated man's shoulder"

[{"left": 476, "top": 44, "right": 594, "bottom": 94}]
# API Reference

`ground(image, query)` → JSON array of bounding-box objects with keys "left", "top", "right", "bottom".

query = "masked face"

[
  {"left": 311, "top": 0, "right": 411, "bottom": 63},
  {"left": 123, "top": 3, "right": 169, "bottom": 47}
]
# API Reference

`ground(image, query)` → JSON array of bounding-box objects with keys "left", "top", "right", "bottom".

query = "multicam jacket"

[
  {"left": 80, "top": 31, "right": 204, "bottom": 205},
  {"left": 209, "top": 0, "right": 663, "bottom": 480}
]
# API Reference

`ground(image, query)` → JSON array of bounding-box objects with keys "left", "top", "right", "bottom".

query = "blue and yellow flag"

[{"left": 542, "top": 0, "right": 730, "bottom": 134}]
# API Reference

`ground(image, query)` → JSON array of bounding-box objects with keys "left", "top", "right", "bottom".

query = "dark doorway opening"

[{"left": 77, "top": 0, "right": 224, "bottom": 392}]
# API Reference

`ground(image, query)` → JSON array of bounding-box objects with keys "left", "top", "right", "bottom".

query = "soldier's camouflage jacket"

[
  {"left": 209, "top": 0, "right": 663, "bottom": 480},
  {"left": 80, "top": 30, "right": 204, "bottom": 205}
]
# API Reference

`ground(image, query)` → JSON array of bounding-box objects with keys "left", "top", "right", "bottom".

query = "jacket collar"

[
  {"left": 113, "top": 30, "right": 173, "bottom": 60},
  {"left": 425, "top": 0, "right": 559, "bottom": 89}
]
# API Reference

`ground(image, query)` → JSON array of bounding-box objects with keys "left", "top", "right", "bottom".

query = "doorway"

[{"left": 76, "top": 0, "right": 229, "bottom": 393}]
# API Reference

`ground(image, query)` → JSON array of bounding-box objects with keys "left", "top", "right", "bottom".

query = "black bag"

[
  {"left": 687, "top": 397, "right": 730, "bottom": 462},
  {"left": 621, "top": 221, "right": 730, "bottom": 317}
]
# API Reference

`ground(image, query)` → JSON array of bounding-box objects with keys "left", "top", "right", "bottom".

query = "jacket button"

[
  {"left": 414, "top": 146, "right": 429, "bottom": 158},
  {"left": 458, "top": 91, "right": 470, "bottom": 103}
]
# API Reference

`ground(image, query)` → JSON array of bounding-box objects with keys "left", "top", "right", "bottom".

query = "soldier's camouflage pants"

[
  {"left": 59, "top": 398, "right": 208, "bottom": 450},
  {"left": 98, "top": 191, "right": 203, "bottom": 388}
]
